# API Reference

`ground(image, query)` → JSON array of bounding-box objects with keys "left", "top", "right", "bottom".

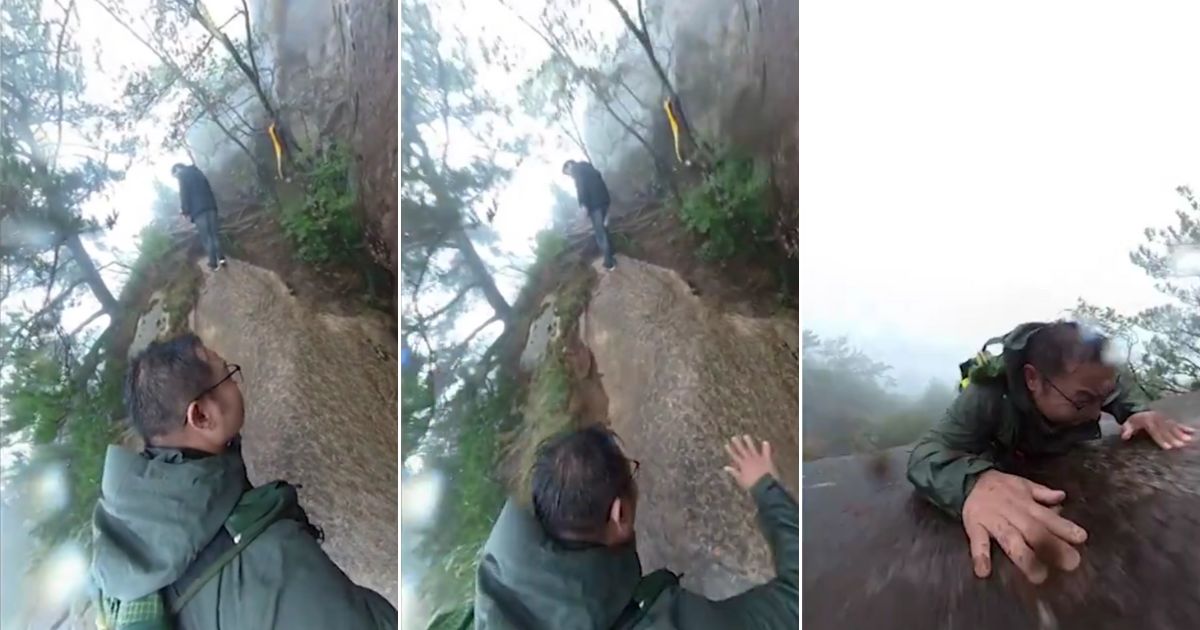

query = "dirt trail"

[
  {"left": 190, "top": 258, "right": 398, "bottom": 604},
  {"left": 581, "top": 255, "right": 798, "bottom": 598}
]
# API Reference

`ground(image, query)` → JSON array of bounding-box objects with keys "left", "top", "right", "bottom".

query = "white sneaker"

[{"left": 218, "top": 257, "right": 228, "bottom": 268}]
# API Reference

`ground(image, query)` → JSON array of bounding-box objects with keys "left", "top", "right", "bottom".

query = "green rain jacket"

[
  {"left": 90, "top": 441, "right": 397, "bottom": 629},
  {"left": 473, "top": 475, "right": 799, "bottom": 630},
  {"left": 906, "top": 322, "right": 1148, "bottom": 517}
]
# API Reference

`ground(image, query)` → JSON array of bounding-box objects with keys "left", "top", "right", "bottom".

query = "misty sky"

[{"left": 799, "top": 0, "right": 1200, "bottom": 392}]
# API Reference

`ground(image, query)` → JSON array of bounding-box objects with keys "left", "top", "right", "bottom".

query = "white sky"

[{"left": 799, "top": 0, "right": 1200, "bottom": 391}]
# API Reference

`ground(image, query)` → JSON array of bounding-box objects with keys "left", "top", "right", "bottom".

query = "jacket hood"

[
  {"left": 91, "top": 441, "right": 247, "bottom": 600},
  {"left": 474, "top": 500, "right": 641, "bottom": 629}
]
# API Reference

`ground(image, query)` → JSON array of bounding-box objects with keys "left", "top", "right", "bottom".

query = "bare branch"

[{"left": 51, "top": 0, "right": 78, "bottom": 167}]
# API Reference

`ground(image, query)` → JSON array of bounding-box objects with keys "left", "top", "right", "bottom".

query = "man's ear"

[
  {"left": 184, "top": 400, "right": 212, "bottom": 431},
  {"left": 609, "top": 497, "right": 624, "bottom": 526},
  {"left": 1022, "top": 363, "right": 1040, "bottom": 389}
]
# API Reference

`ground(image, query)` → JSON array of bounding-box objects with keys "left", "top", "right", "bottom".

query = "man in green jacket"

[
  {"left": 91, "top": 333, "right": 396, "bottom": 629},
  {"left": 473, "top": 426, "right": 798, "bottom": 629},
  {"left": 907, "top": 320, "right": 1194, "bottom": 585}
]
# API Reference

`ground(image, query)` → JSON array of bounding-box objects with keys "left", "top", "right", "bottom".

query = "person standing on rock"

[
  {"left": 172, "top": 163, "right": 227, "bottom": 272},
  {"left": 90, "top": 333, "right": 397, "bottom": 629},
  {"left": 907, "top": 320, "right": 1193, "bottom": 586},
  {"left": 563, "top": 159, "right": 617, "bottom": 270},
  {"left": 471, "top": 426, "right": 798, "bottom": 629}
]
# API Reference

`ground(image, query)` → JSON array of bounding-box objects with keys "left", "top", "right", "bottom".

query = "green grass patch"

[
  {"left": 507, "top": 345, "right": 574, "bottom": 503},
  {"left": 279, "top": 147, "right": 364, "bottom": 267},
  {"left": 554, "top": 269, "right": 597, "bottom": 334},
  {"left": 679, "top": 149, "right": 771, "bottom": 261}
]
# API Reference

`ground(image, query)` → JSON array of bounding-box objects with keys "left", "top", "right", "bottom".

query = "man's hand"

[
  {"left": 723, "top": 434, "right": 780, "bottom": 491},
  {"left": 1122, "top": 410, "right": 1195, "bottom": 449},
  {"left": 962, "top": 470, "right": 1088, "bottom": 584}
]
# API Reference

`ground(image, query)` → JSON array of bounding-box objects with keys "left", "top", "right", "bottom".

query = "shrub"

[
  {"left": 280, "top": 148, "right": 363, "bottom": 266},
  {"left": 680, "top": 151, "right": 771, "bottom": 260}
]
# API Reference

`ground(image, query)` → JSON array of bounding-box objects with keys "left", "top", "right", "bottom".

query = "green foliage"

[
  {"left": 280, "top": 148, "right": 363, "bottom": 266},
  {"left": 802, "top": 330, "right": 954, "bottom": 459},
  {"left": 402, "top": 347, "right": 436, "bottom": 463},
  {"left": 0, "top": 335, "right": 124, "bottom": 555},
  {"left": 526, "top": 229, "right": 568, "bottom": 281},
  {"left": 416, "top": 375, "right": 519, "bottom": 617},
  {"left": 680, "top": 151, "right": 771, "bottom": 260},
  {"left": 1075, "top": 185, "right": 1200, "bottom": 397}
]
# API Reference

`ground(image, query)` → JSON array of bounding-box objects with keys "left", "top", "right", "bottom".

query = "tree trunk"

[
  {"left": 451, "top": 227, "right": 512, "bottom": 324},
  {"left": 606, "top": 0, "right": 704, "bottom": 160},
  {"left": 64, "top": 232, "right": 118, "bottom": 314}
]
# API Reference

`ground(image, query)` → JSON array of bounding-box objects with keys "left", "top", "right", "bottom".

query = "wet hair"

[
  {"left": 561, "top": 160, "right": 576, "bottom": 175},
  {"left": 171, "top": 163, "right": 187, "bottom": 176},
  {"left": 125, "top": 333, "right": 214, "bottom": 440},
  {"left": 1025, "top": 321, "right": 1110, "bottom": 378},
  {"left": 531, "top": 425, "right": 635, "bottom": 540}
]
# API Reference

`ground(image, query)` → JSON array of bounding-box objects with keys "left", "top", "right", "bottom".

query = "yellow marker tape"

[
  {"left": 268, "top": 123, "right": 284, "bottom": 179},
  {"left": 663, "top": 98, "right": 683, "bottom": 164}
]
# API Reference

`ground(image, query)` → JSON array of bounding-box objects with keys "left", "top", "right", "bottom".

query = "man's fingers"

[
  {"left": 760, "top": 440, "right": 772, "bottom": 461},
  {"left": 1121, "top": 422, "right": 1136, "bottom": 441},
  {"left": 722, "top": 466, "right": 738, "bottom": 479},
  {"left": 1028, "top": 504, "right": 1088, "bottom": 545},
  {"left": 991, "top": 519, "right": 1048, "bottom": 584},
  {"left": 1148, "top": 424, "right": 1175, "bottom": 450},
  {"left": 1033, "top": 531, "right": 1083, "bottom": 573},
  {"left": 724, "top": 442, "right": 739, "bottom": 463},
  {"left": 1170, "top": 425, "right": 1193, "bottom": 446},
  {"left": 1179, "top": 424, "right": 1196, "bottom": 435},
  {"left": 1027, "top": 481, "right": 1067, "bottom": 506},
  {"left": 965, "top": 520, "right": 992, "bottom": 578}
]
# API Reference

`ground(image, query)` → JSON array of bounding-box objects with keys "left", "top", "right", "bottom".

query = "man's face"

[
  {"left": 189, "top": 345, "right": 245, "bottom": 444},
  {"left": 1026, "top": 360, "right": 1118, "bottom": 425},
  {"left": 562, "top": 162, "right": 574, "bottom": 177}
]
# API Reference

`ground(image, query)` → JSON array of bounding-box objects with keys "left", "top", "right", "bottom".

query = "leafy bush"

[
  {"left": 280, "top": 148, "right": 363, "bottom": 266},
  {"left": 680, "top": 151, "right": 771, "bottom": 260},
  {"left": 526, "top": 229, "right": 567, "bottom": 280}
]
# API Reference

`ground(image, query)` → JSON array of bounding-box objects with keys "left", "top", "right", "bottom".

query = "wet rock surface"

[
  {"left": 803, "top": 392, "right": 1200, "bottom": 630},
  {"left": 190, "top": 259, "right": 398, "bottom": 605},
  {"left": 583, "top": 256, "right": 799, "bottom": 598}
]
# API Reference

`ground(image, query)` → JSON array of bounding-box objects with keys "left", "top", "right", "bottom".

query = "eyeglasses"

[
  {"left": 1044, "top": 375, "right": 1120, "bottom": 411},
  {"left": 192, "top": 364, "right": 241, "bottom": 403}
]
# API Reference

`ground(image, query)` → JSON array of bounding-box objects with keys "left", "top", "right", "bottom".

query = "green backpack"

[
  {"left": 95, "top": 481, "right": 317, "bottom": 630},
  {"left": 957, "top": 323, "right": 1049, "bottom": 392}
]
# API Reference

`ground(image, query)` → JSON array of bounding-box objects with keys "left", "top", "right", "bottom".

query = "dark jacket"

[
  {"left": 570, "top": 162, "right": 611, "bottom": 212},
  {"left": 177, "top": 165, "right": 218, "bottom": 218},
  {"left": 906, "top": 322, "right": 1149, "bottom": 517},
  {"left": 91, "top": 442, "right": 397, "bottom": 629},
  {"left": 473, "top": 475, "right": 798, "bottom": 629}
]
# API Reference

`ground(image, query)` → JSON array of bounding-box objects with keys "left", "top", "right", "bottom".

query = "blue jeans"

[
  {"left": 588, "top": 205, "right": 615, "bottom": 268},
  {"left": 193, "top": 209, "right": 223, "bottom": 269}
]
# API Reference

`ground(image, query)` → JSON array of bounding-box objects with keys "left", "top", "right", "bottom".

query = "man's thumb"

[{"left": 1121, "top": 422, "right": 1135, "bottom": 440}]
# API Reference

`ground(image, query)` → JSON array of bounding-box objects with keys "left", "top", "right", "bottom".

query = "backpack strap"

[
  {"left": 611, "top": 569, "right": 680, "bottom": 629},
  {"left": 168, "top": 481, "right": 299, "bottom": 615}
]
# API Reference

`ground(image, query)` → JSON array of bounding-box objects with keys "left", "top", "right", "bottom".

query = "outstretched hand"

[
  {"left": 962, "top": 470, "right": 1088, "bottom": 584},
  {"left": 1122, "top": 411, "right": 1195, "bottom": 449},
  {"left": 723, "top": 434, "right": 780, "bottom": 492}
]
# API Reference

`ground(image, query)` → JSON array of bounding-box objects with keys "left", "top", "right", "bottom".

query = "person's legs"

[
  {"left": 209, "top": 211, "right": 226, "bottom": 266},
  {"left": 194, "top": 211, "right": 219, "bottom": 270},
  {"left": 588, "top": 206, "right": 616, "bottom": 269}
]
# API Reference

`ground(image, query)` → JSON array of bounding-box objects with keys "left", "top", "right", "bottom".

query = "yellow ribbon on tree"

[
  {"left": 268, "top": 122, "right": 285, "bottom": 179},
  {"left": 663, "top": 98, "right": 684, "bottom": 164}
]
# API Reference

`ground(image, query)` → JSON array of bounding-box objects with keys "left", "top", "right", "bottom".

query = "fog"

[{"left": 800, "top": 0, "right": 1200, "bottom": 393}]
